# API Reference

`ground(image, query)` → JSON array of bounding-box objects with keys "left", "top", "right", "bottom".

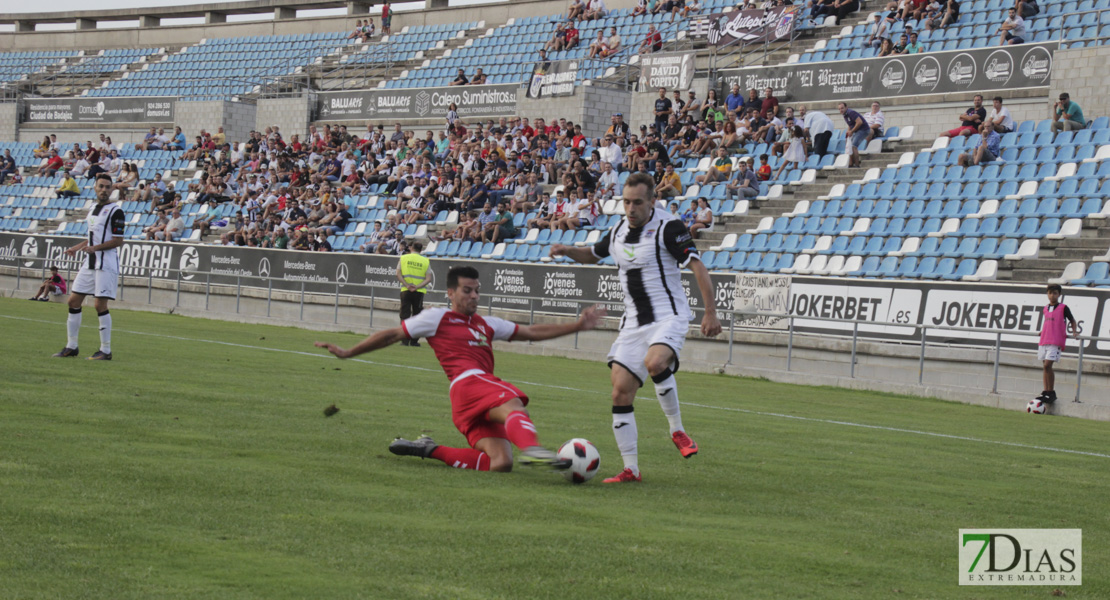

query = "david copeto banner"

[
  {"left": 3, "top": 232, "right": 1107, "bottom": 356},
  {"left": 717, "top": 42, "right": 1055, "bottom": 103},
  {"left": 526, "top": 59, "right": 578, "bottom": 99},
  {"left": 316, "top": 83, "right": 519, "bottom": 120},
  {"left": 22, "top": 97, "right": 175, "bottom": 124},
  {"left": 638, "top": 52, "right": 696, "bottom": 91},
  {"left": 707, "top": 6, "right": 799, "bottom": 47}
]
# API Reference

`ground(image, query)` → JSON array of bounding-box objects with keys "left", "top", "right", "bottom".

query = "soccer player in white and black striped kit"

[
  {"left": 53, "top": 173, "right": 124, "bottom": 360},
  {"left": 551, "top": 172, "right": 721, "bottom": 483}
]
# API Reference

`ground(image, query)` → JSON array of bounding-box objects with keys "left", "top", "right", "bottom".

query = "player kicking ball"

[
  {"left": 53, "top": 173, "right": 124, "bottom": 361},
  {"left": 315, "top": 265, "right": 604, "bottom": 472},
  {"left": 550, "top": 172, "right": 721, "bottom": 483}
]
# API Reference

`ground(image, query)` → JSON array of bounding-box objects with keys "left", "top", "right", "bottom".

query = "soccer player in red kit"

[{"left": 315, "top": 265, "right": 604, "bottom": 472}]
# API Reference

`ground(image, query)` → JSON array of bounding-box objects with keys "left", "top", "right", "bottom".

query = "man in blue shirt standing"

[
  {"left": 838, "top": 102, "right": 867, "bottom": 168},
  {"left": 725, "top": 83, "right": 745, "bottom": 115}
]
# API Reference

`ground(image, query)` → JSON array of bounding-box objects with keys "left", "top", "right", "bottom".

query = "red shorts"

[
  {"left": 946, "top": 125, "right": 977, "bottom": 138},
  {"left": 449, "top": 373, "right": 529, "bottom": 447}
]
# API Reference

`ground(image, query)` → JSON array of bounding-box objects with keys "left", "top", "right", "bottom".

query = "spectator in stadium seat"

[
  {"left": 632, "top": 0, "right": 648, "bottom": 17},
  {"left": 450, "top": 68, "right": 469, "bottom": 86},
  {"left": 470, "top": 68, "right": 487, "bottom": 85},
  {"left": 957, "top": 122, "right": 1002, "bottom": 167},
  {"left": 588, "top": 30, "right": 608, "bottom": 58},
  {"left": 986, "top": 96, "right": 1015, "bottom": 134},
  {"left": 1016, "top": 0, "right": 1040, "bottom": 18},
  {"left": 134, "top": 127, "right": 157, "bottom": 151},
  {"left": 839, "top": 102, "right": 867, "bottom": 168},
  {"left": 892, "top": 33, "right": 910, "bottom": 54},
  {"left": 866, "top": 12, "right": 896, "bottom": 49},
  {"left": 640, "top": 24, "right": 663, "bottom": 53},
  {"left": 55, "top": 170, "right": 80, "bottom": 198},
  {"left": 603, "top": 27, "right": 622, "bottom": 57},
  {"left": 568, "top": 0, "right": 586, "bottom": 20},
  {"left": 0, "top": 149, "right": 16, "bottom": 185},
  {"left": 688, "top": 197, "right": 714, "bottom": 238},
  {"left": 938, "top": 94, "right": 985, "bottom": 139},
  {"left": 998, "top": 7, "right": 1026, "bottom": 45},
  {"left": 696, "top": 147, "right": 732, "bottom": 185},
  {"left": 904, "top": 31, "right": 926, "bottom": 53},
  {"left": 877, "top": 38, "right": 896, "bottom": 57},
  {"left": 864, "top": 101, "right": 885, "bottom": 142},
  {"left": 1051, "top": 92, "right": 1086, "bottom": 135},
  {"left": 655, "top": 163, "right": 683, "bottom": 199},
  {"left": 381, "top": 0, "right": 392, "bottom": 35},
  {"left": 937, "top": 0, "right": 961, "bottom": 28},
  {"left": 564, "top": 21, "right": 581, "bottom": 50},
  {"left": 347, "top": 19, "right": 365, "bottom": 40},
  {"left": 726, "top": 158, "right": 760, "bottom": 199},
  {"left": 158, "top": 209, "right": 185, "bottom": 241},
  {"left": 799, "top": 105, "right": 834, "bottom": 157},
  {"left": 33, "top": 136, "right": 52, "bottom": 159},
  {"left": 815, "top": 0, "right": 860, "bottom": 22},
  {"left": 168, "top": 126, "right": 187, "bottom": 151},
  {"left": 38, "top": 150, "right": 64, "bottom": 178},
  {"left": 584, "top": 0, "right": 608, "bottom": 20}
]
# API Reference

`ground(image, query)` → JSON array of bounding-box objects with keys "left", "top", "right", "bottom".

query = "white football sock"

[
  {"left": 653, "top": 373, "right": 684, "bottom": 434},
  {"left": 612, "top": 406, "right": 638, "bottom": 475},
  {"left": 66, "top": 308, "right": 82, "bottom": 349},
  {"left": 97, "top": 310, "right": 112, "bottom": 354}
]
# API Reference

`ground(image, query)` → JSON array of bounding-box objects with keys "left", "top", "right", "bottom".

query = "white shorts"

[
  {"left": 607, "top": 316, "right": 689, "bottom": 386},
  {"left": 1038, "top": 345, "right": 1061, "bottom": 362},
  {"left": 72, "top": 267, "right": 119, "bottom": 300},
  {"left": 51, "top": 286, "right": 66, "bottom": 296}
]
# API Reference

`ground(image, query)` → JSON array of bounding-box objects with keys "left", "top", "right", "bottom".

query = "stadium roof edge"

[{"left": 0, "top": 0, "right": 377, "bottom": 27}]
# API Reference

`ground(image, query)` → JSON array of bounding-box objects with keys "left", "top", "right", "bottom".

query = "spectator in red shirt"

[
  {"left": 640, "top": 24, "right": 662, "bottom": 53},
  {"left": 39, "top": 150, "right": 64, "bottom": 177},
  {"left": 564, "top": 22, "right": 580, "bottom": 50},
  {"left": 760, "top": 87, "right": 779, "bottom": 119}
]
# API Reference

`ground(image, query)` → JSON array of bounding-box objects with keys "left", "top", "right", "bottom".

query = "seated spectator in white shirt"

[{"left": 986, "top": 96, "right": 1016, "bottom": 133}]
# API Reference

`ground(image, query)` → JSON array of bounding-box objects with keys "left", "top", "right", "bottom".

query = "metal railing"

[
  {"left": 1055, "top": 7, "right": 1110, "bottom": 48},
  {"left": 7, "top": 254, "right": 1108, "bottom": 404}
]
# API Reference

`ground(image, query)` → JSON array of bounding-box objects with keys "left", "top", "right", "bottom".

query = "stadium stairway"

[{"left": 311, "top": 32, "right": 473, "bottom": 92}]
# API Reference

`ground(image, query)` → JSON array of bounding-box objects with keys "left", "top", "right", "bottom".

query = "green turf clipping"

[{"left": 0, "top": 297, "right": 1106, "bottom": 599}]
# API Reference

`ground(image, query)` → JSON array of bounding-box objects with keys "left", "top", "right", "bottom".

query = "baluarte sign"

[
  {"left": 316, "top": 83, "right": 519, "bottom": 120},
  {"left": 638, "top": 52, "right": 696, "bottom": 91},
  {"left": 707, "top": 6, "right": 799, "bottom": 47},
  {"left": 717, "top": 42, "right": 1056, "bottom": 103},
  {"left": 4, "top": 232, "right": 1107, "bottom": 356},
  {"left": 22, "top": 97, "right": 175, "bottom": 124},
  {"left": 526, "top": 60, "right": 578, "bottom": 99}
]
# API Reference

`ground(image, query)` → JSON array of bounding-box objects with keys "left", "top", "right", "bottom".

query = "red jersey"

[{"left": 401, "top": 307, "right": 519, "bottom": 382}]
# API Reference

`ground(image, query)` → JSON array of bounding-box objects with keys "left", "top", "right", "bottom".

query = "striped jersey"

[
  {"left": 591, "top": 207, "right": 699, "bottom": 328},
  {"left": 85, "top": 202, "right": 125, "bottom": 272}
]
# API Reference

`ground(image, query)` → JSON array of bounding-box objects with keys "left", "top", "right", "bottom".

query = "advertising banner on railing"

[
  {"left": 22, "top": 97, "right": 175, "bottom": 124},
  {"left": 638, "top": 52, "right": 696, "bottom": 92},
  {"left": 3, "top": 232, "right": 1106, "bottom": 355},
  {"left": 526, "top": 59, "right": 578, "bottom": 99},
  {"left": 717, "top": 42, "right": 1056, "bottom": 104},
  {"left": 706, "top": 6, "right": 799, "bottom": 47},
  {"left": 315, "top": 83, "right": 519, "bottom": 121}
]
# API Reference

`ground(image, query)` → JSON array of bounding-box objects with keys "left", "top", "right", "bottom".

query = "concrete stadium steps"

[
  {"left": 311, "top": 35, "right": 470, "bottom": 92},
  {"left": 1005, "top": 223, "right": 1110, "bottom": 282}
]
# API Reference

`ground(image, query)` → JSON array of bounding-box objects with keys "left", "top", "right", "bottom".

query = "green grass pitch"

[{"left": 1, "top": 297, "right": 1107, "bottom": 599}]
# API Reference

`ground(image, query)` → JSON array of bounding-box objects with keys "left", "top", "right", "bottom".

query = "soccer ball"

[
  {"left": 557, "top": 438, "right": 600, "bottom": 484},
  {"left": 1026, "top": 399, "right": 1047, "bottom": 414}
]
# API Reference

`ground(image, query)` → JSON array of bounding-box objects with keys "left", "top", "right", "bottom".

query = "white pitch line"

[{"left": 4, "top": 312, "right": 1109, "bottom": 460}]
